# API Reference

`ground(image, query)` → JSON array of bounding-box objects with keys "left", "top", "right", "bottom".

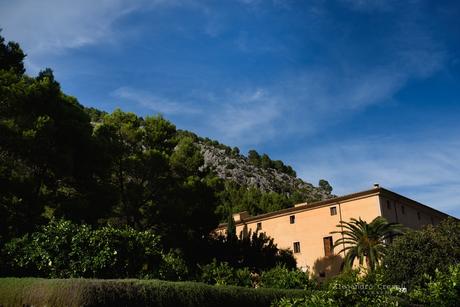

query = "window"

[
  {"left": 417, "top": 212, "right": 421, "bottom": 220},
  {"left": 387, "top": 200, "right": 391, "bottom": 209},
  {"left": 256, "top": 222, "right": 262, "bottom": 231},
  {"left": 401, "top": 205, "right": 405, "bottom": 214},
  {"left": 323, "top": 236, "right": 334, "bottom": 256},
  {"left": 290, "top": 215, "right": 295, "bottom": 224},
  {"left": 330, "top": 206, "right": 337, "bottom": 216},
  {"left": 293, "top": 241, "right": 301, "bottom": 253},
  {"left": 319, "top": 272, "right": 326, "bottom": 278}
]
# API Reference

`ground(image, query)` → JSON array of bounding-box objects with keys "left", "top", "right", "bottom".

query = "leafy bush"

[
  {"left": 200, "top": 259, "right": 252, "bottom": 287},
  {"left": 409, "top": 264, "right": 460, "bottom": 306},
  {"left": 2, "top": 219, "right": 163, "bottom": 278},
  {"left": 260, "top": 265, "right": 315, "bottom": 289},
  {"left": 206, "top": 231, "right": 297, "bottom": 272},
  {"left": 275, "top": 264, "right": 460, "bottom": 307},
  {"left": 158, "top": 250, "right": 189, "bottom": 281},
  {"left": 273, "top": 269, "right": 406, "bottom": 307},
  {"left": 382, "top": 217, "right": 460, "bottom": 289},
  {"left": 0, "top": 278, "right": 306, "bottom": 307}
]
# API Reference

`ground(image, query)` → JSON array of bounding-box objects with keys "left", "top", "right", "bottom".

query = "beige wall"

[
  {"left": 216, "top": 188, "right": 450, "bottom": 279},
  {"left": 235, "top": 193, "right": 382, "bottom": 277},
  {"left": 379, "top": 195, "right": 445, "bottom": 229}
]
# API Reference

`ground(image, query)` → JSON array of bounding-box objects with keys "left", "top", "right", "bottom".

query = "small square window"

[
  {"left": 417, "top": 212, "right": 421, "bottom": 220},
  {"left": 319, "top": 272, "right": 326, "bottom": 278},
  {"left": 293, "top": 241, "right": 301, "bottom": 253},
  {"left": 330, "top": 206, "right": 337, "bottom": 216},
  {"left": 401, "top": 205, "right": 405, "bottom": 214},
  {"left": 256, "top": 222, "right": 262, "bottom": 231},
  {"left": 290, "top": 215, "right": 295, "bottom": 224},
  {"left": 387, "top": 200, "right": 391, "bottom": 209}
]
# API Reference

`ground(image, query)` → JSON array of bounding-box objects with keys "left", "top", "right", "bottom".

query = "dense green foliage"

[
  {"left": 274, "top": 264, "right": 460, "bottom": 307},
  {"left": 382, "top": 217, "right": 460, "bottom": 288},
  {"left": 0, "top": 33, "right": 329, "bottom": 271},
  {"left": 0, "top": 32, "right": 25, "bottom": 74},
  {"left": 260, "top": 265, "right": 315, "bottom": 290},
  {"left": 199, "top": 260, "right": 253, "bottom": 287},
  {"left": 409, "top": 264, "right": 460, "bottom": 306},
  {"left": 216, "top": 182, "right": 291, "bottom": 218},
  {"left": 0, "top": 34, "right": 224, "bottom": 272},
  {"left": 214, "top": 180, "right": 330, "bottom": 221},
  {"left": 331, "top": 217, "right": 404, "bottom": 271},
  {"left": 273, "top": 268, "right": 406, "bottom": 307},
  {"left": 0, "top": 218, "right": 296, "bottom": 282},
  {"left": 273, "top": 219, "right": 460, "bottom": 306},
  {"left": 0, "top": 278, "right": 307, "bottom": 307},
  {"left": 2, "top": 219, "right": 163, "bottom": 278},
  {"left": 206, "top": 231, "right": 296, "bottom": 272},
  {"left": 198, "top": 262, "right": 314, "bottom": 290}
]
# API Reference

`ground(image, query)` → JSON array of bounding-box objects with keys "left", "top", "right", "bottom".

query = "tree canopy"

[{"left": 0, "top": 32, "right": 326, "bottom": 275}]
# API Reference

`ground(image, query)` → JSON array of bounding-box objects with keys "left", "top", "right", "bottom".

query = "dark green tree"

[
  {"left": 0, "top": 32, "right": 25, "bottom": 74},
  {"left": 226, "top": 214, "right": 236, "bottom": 241},
  {"left": 0, "top": 34, "right": 110, "bottom": 239},
  {"left": 247, "top": 150, "right": 261, "bottom": 166},
  {"left": 382, "top": 217, "right": 460, "bottom": 289},
  {"left": 319, "top": 179, "right": 333, "bottom": 194}
]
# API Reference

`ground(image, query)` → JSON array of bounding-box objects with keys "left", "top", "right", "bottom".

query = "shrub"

[
  {"left": 272, "top": 269, "right": 406, "bottom": 307},
  {"left": 409, "top": 264, "right": 460, "bottom": 306},
  {"left": 2, "top": 219, "right": 163, "bottom": 278},
  {"left": 207, "top": 231, "right": 297, "bottom": 272},
  {"left": 200, "top": 259, "right": 252, "bottom": 287},
  {"left": 260, "top": 265, "right": 315, "bottom": 289},
  {"left": 382, "top": 217, "right": 460, "bottom": 289},
  {"left": 158, "top": 250, "right": 189, "bottom": 281},
  {"left": 0, "top": 278, "right": 306, "bottom": 307}
]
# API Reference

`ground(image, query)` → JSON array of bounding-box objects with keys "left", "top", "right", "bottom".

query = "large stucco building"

[{"left": 215, "top": 184, "right": 450, "bottom": 278}]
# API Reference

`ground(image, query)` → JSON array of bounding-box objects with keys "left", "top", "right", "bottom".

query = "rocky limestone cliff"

[{"left": 198, "top": 142, "right": 335, "bottom": 203}]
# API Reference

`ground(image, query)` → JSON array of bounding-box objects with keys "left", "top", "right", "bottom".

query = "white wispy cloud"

[
  {"left": 0, "top": 0, "right": 178, "bottom": 75},
  {"left": 295, "top": 136, "right": 460, "bottom": 216},
  {"left": 208, "top": 88, "right": 282, "bottom": 145},
  {"left": 1, "top": 0, "right": 135, "bottom": 53},
  {"left": 110, "top": 86, "right": 283, "bottom": 146},
  {"left": 340, "top": 0, "right": 395, "bottom": 12},
  {"left": 112, "top": 87, "right": 201, "bottom": 115}
]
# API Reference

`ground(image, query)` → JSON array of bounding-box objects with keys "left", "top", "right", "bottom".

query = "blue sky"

[{"left": 1, "top": 0, "right": 459, "bottom": 217}]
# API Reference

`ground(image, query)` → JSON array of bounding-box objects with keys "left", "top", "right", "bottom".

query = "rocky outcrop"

[{"left": 198, "top": 142, "right": 334, "bottom": 202}]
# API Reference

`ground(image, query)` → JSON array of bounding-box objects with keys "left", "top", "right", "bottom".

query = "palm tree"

[{"left": 331, "top": 216, "right": 404, "bottom": 271}]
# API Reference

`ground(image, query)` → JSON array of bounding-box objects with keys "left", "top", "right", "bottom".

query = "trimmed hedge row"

[{"left": 0, "top": 278, "right": 307, "bottom": 307}]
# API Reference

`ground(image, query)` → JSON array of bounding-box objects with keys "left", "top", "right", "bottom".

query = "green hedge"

[{"left": 0, "top": 278, "right": 306, "bottom": 307}]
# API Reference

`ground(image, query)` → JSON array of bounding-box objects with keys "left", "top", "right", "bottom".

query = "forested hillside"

[{"left": 0, "top": 34, "right": 333, "bottom": 251}]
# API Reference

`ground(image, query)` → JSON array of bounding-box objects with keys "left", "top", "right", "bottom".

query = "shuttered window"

[
  {"left": 293, "top": 242, "right": 301, "bottom": 253},
  {"left": 330, "top": 207, "right": 337, "bottom": 216},
  {"left": 323, "top": 236, "right": 333, "bottom": 256}
]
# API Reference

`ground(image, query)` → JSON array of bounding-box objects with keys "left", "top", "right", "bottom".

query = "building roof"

[{"left": 217, "top": 186, "right": 451, "bottom": 228}]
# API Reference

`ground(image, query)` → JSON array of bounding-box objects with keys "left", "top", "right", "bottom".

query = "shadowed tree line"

[
  {"left": 0, "top": 33, "right": 213, "bottom": 252},
  {"left": 0, "top": 32, "right": 299, "bottom": 277}
]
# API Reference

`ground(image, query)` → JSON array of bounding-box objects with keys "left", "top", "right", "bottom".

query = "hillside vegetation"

[{"left": 0, "top": 32, "right": 332, "bottom": 267}]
